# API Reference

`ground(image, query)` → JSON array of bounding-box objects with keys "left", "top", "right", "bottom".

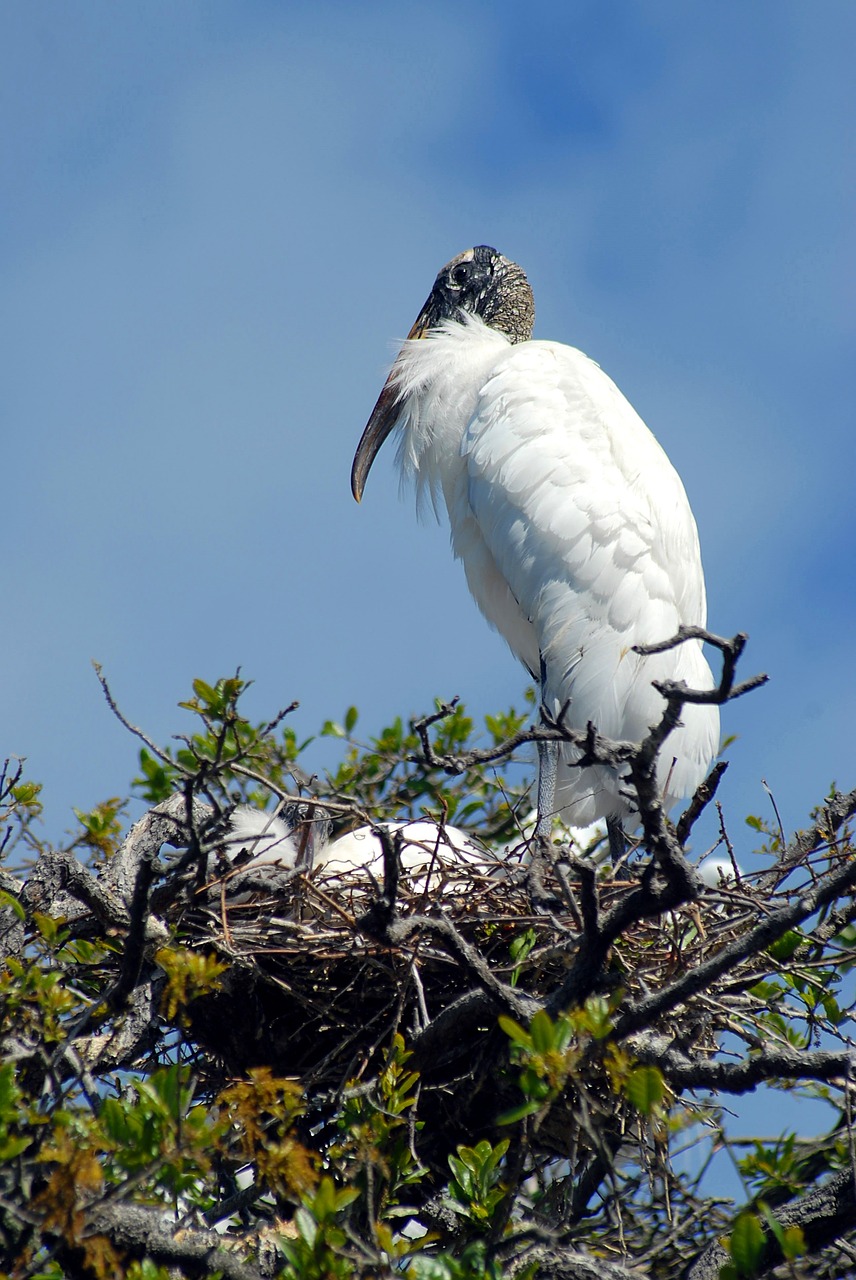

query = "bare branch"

[
  {"left": 634, "top": 627, "right": 768, "bottom": 704},
  {"left": 629, "top": 1032, "right": 856, "bottom": 1094},
  {"left": 615, "top": 826, "right": 856, "bottom": 1038},
  {"left": 93, "top": 661, "right": 188, "bottom": 774},
  {"left": 676, "top": 761, "right": 728, "bottom": 845},
  {"left": 685, "top": 1166, "right": 856, "bottom": 1280},
  {"left": 86, "top": 1202, "right": 267, "bottom": 1280}
]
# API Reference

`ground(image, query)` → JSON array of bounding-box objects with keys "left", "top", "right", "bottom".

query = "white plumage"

[
  {"left": 223, "top": 806, "right": 493, "bottom": 892},
  {"left": 697, "top": 854, "right": 743, "bottom": 889},
  {"left": 317, "top": 820, "right": 485, "bottom": 878},
  {"left": 352, "top": 247, "right": 719, "bottom": 834},
  {"left": 227, "top": 805, "right": 298, "bottom": 868}
]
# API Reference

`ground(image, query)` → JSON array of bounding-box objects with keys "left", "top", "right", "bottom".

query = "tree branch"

[
  {"left": 614, "top": 835, "right": 856, "bottom": 1039},
  {"left": 684, "top": 1166, "right": 856, "bottom": 1280},
  {"left": 86, "top": 1201, "right": 267, "bottom": 1280},
  {"left": 629, "top": 1032, "right": 856, "bottom": 1094}
]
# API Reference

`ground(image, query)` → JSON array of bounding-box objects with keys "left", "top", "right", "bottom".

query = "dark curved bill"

[
  {"left": 350, "top": 307, "right": 433, "bottom": 502},
  {"left": 350, "top": 377, "right": 402, "bottom": 502}
]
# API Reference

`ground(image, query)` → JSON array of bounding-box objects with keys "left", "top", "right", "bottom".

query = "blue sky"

[{"left": 3, "top": 1, "right": 855, "bottom": 867}]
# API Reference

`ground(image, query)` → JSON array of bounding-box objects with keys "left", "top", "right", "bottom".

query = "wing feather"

[{"left": 462, "top": 340, "right": 718, "bottom": 819}]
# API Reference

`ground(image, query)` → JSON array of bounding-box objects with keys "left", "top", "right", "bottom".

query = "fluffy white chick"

[{"left": 316, "top": 820, "right": 489, "bottom": 886}]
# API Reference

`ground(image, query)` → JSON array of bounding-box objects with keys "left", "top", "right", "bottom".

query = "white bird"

[
  {"left": 697, "top": 854, "right": 743, "bottom": 889},
  {"left": 317, "top": 820, "right": 485, "bottom": 877},
  {"left": 227, "top": 805, "right": 299, "bottom": 869},
  {"left": 351, "top": 246, "right": 719, "bottom": 849},
  {"left": 223, "top": 806, "right": 490, "bottom": 891}
]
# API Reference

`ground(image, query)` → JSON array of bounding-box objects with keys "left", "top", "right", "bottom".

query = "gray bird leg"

[
  {"left": 535, "top": 736, "right": 558, "bottom": 841},
  {"left": 535, "top": 654, "right": 557, "bottom": 841},
  {"left": 607, "top": 816, "right": 626, "bottom": 864}
]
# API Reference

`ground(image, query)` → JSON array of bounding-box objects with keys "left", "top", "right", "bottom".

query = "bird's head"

[
  {"left": 351, "top": 246, "right": 534, "bottom": 501},
  {"left": 413, "top": 246, "right": 535, "bottom": 344}
]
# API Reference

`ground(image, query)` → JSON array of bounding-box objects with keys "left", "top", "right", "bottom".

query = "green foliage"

[
  {"left": 0, "top": 949, "right": 82, "bottom": 1044},
  {"left": 758, "top": 1203, "right": 805, "bottom": 1264},
  {"left": 134, "top": 673, "right": 306, "bottom": 805},
  {"left": 0, "top": 1061, "right": 33, "bottom": 1162},
  {"left": 281, "top": 1177, "right": 362, "bottom": 1279},
  {"left": 623, "top": 1063, "right": 667, "bottom": 1116},
  {"left": 333, "top": 1034, "right": 425, "bottom": 1221},
  {"left": 0, "top": 755, "right": 43, "bottom": 858},
  {"left": 129, "top": 674, "right": 532, "bottom": 845},
  {"left": 71, "top": 796, "right": 126, "bottom": 861},
  {"left": 508, "top": 926, "right": 537, "bottom": 987},
  {"left": 743, "top": 813, "right": 784, "bottom": 857},
  {"left": 3, "top": 672, "right": 856, "bottom": 1278},
  {"left": 446, "top": 1139, "right": 509, "bottom": 1224},
  {"left": 722, "top": 1208, "right": 766, "bottom": 1278},
  {"left": 408, "top": 1242, "right": 512, "bottom": 1280},
  {"left": 155, "top": 945, "right": 228, "bottom": 1022},
  {"left": 322, "top": 693, "right": 531, "bottom": 837},
  {"left": 719, "top": 1203, "right": 806, "bottom": 1279},
  {"left": 499, "top": 1000, "right": 614, "bottom": 1123}
]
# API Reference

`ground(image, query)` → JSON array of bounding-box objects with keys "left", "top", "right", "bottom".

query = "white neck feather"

[{"left": 388, "top": 315, "right": 512, "bottom": 516}]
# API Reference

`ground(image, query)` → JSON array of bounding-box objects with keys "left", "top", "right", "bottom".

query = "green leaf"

[
  {"left": 730, "top": 1210, "right": 765, "bottom": 1275},
  {"left": 192, "top": 678, "right": 217, "bottom": 703},
  {"left": 625, "top": 1065, "right": 665, "bottom": 1115},
  {"left": 581, "top": 995, "right": 612, "bottom": 1040},
  {"left": 0, "top": 889, "right": 25, "bottom": 921},
  {"left": 498, "top": 1015, "right": 531, "bottom": 1048},
  {"left": 529, "top": 1009, "right": 556, "bottom": 1055},
  {"left": 497, "top": 1100, "right": 542, "bottom": 1125},
  {"left": 509, "top": 927, "right": 537, "bottom": 966},
  {"left": 780, "top": 1225, "right": 805, "bottom": 1260},
  {"left": 767, "top": 930, "right": 803, "bottom": 961},
  {"left": 33, "top": 912, "right": 61, "bottom": 945}
]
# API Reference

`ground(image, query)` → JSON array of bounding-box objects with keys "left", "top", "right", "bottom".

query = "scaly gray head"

[{"left": 351, "top": 246, "right": 535, "bottom": 501}]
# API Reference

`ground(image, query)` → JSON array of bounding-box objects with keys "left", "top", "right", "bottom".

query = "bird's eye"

[{"left": 449, "top": 264, "right": 470, "bottom": 289}]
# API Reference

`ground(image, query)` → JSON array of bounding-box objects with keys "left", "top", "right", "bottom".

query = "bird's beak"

[{"left": 351, "top": 306, "right": 432, "bottom": 502}]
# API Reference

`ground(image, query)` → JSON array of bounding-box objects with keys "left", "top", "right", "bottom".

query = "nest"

[{"left": 174, "top": 843, "right": 748, "bottom": 1103}]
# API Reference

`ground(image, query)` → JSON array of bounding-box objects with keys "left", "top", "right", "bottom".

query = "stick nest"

[{"left": 173, "top": 844, "right": 750, "bottom": 1102}]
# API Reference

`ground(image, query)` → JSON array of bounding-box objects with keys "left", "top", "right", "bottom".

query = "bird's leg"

[
  {"left": 535, "top": 655, "right": 558, "bottom": 842},
  {"left": 535, "top": 737, "right": 559, "bottom": 841},
  {"left": 607, "top": 817, "right": 626, "bottom": 865}
]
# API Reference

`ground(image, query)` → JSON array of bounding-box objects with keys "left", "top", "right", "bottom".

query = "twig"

[
  {"left": 93, "top": 661, "right": 189, "bottom": 774},
  {"left": 228, "top": 763, "right": 358, "bottom": 816},
  {"left": 676, "top": 762, "right": 728, "bottom": 845},
  {"left": 615, "top": 816, "right": 856, "bottom": 1038},
  {"left": 364, "top": 908, "right": 537, "bottom": 1023},
  {"left": 634, "top": 627, "right": 768, "bottom": 705}
]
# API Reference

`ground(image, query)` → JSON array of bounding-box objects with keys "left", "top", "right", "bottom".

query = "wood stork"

[
  {"left": 223, "top": 806, "right": 490, "bottom": 890},
  {"left": 351, "top": 246, "right": 719, "bottom": 847},
  {"left": 697, "top": 854, "right": 743, "bottom": 889},
  {"left": 317, "top": 820, "right": 486, "bottom": 879},
  {"left": 227, "top": 804, "right": 299, "bottom": 868}
]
